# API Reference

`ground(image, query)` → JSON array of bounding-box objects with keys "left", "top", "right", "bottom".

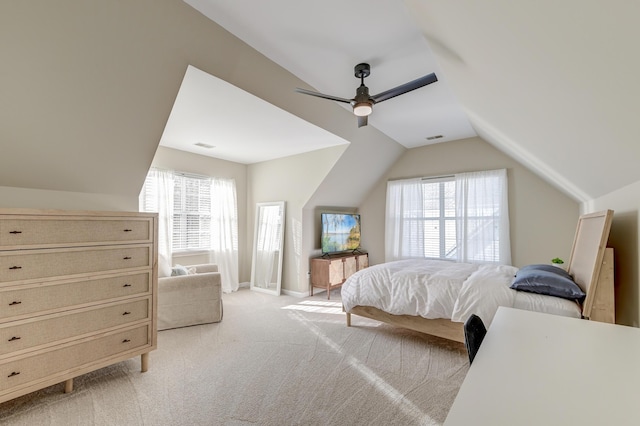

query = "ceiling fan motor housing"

[
  {"left": 352, "top": 63, "right": 373, "bottom": 116},
  {"left": 354, "top": 63, "right": 371, "bottom": 79}
]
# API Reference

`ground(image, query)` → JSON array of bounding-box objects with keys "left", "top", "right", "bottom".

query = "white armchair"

[{"left": 157, "top": 264, "right": 223, "bottom": 330}]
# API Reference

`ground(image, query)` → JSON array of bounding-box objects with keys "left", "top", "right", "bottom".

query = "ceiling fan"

[{"left": 295, "top": 63, "right": 438, "bottom": 128}]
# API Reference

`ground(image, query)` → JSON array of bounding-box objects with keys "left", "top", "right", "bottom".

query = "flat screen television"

[{"left": 321, "top": 213, "right": 361, "bottom": 254}]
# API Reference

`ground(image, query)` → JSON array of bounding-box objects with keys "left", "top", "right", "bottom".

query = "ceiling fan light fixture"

[
  {"left": 295, "top": 63, "right": 438, "bottom": 127},
  {"left": 353, "top": 102, "right": 372, "bottom": 117}
]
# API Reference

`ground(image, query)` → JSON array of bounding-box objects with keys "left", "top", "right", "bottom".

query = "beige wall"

[
  {"left": 359, "top": 137, "right": 580, "bottom": 268},
  {"left": 590, "top": 180, "right": 640, "bottom": 327},
  {"left": 151, "top": 146, "right": 249, "bottom": 279},
  {"left": 1, "top": 1, "right": 401, "bottom": 218},
  {"left": 248, "top": 145, "right": 346, "bottom": 294},
  {"left": 0, "top": 186, "right": 137, "bottom": 211}
]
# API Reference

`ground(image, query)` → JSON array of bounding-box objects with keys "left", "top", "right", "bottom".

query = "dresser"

[
  {"left": 310, "top": 252, "right": 368, "bottom": 299},
  {"left": 0, "top": 208, "right": 158, "bottom": 403}
]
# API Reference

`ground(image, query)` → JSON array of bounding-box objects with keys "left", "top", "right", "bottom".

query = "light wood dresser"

[{"left": 0, "top": 208, "right": 158, "bottom": 403}]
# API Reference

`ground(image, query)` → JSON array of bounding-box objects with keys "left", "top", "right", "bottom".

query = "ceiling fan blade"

[
  {"left": 370, "top": 73, "right": 438, "bottom": 103},
  {"left": 294, "top": 88, "right": 352, "bottom": 104},
  {"left": 357, "top": 115, "right": 368, "bottom": 128}
]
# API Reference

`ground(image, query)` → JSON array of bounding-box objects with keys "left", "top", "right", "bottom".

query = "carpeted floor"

[{"left": 0, "top": 288, "right": 468, "bottom": 425}]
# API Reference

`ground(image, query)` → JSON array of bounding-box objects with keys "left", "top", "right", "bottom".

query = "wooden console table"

[{"left": 310, "top": 252, "right": 368, "bottom": 299}]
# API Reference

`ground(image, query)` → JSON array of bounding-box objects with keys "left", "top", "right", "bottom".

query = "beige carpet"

[{"left": 0, "top": 288, "right": 468, "bottom": 426}]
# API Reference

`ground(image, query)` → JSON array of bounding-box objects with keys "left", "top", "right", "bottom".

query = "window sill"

[{"left": 172, "top": 250, "right": 210, "bottom": 258}]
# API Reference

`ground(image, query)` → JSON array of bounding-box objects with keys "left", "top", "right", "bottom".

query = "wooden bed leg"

[
  {"left": 64, "top": 378, "right": 73, "bottom": 394},
  {"left": 346, "top": 312, "right": 351, "bottom": 327}
]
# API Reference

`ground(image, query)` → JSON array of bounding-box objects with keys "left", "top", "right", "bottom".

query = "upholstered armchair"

[{"left": 157, "top": 264, "right": 223, "bottom": 330}]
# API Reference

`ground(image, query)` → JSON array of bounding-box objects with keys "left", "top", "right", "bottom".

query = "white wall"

[
  {"left": 590, "top": 180, "right": 640, "bottom": 327},
  {"left": 247, "top": 145, "right": 346, "bottom": 294},
  {"left": 359, "top": 136, "right": 580, "bottom": 267}
]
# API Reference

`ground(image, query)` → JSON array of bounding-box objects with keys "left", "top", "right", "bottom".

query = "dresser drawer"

[
  {"left": 0, "top": 245, "right": 152, "bottom": 284},
  {"left": 0, "top": 272, "right": 151, "bottom": 321},
  {"left": 0, "top": 298, "right": 150, "bottom": 357},
  {"left": 0, "top": 325, "right": 150, "bottom": 393},
  {"left": 0, "top": 217, "right": 153, "bottom": 249}
]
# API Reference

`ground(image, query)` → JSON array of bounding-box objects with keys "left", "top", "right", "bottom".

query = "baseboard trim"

[{"left": 282, "top": 288, "right": 325, "bottom": 298}]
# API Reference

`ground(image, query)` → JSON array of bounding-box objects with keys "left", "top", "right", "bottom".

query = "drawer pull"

[
  {"left": 9, "top": 266, "right": 22, "bottom": 270},
  {"left": 8, "top": 336, "right": 21, "bottom": 342},
  {"left": 122, "top": 311, "right": 131, "bottom": 316},
  {"left": 123, "top": 229, "right": 132, "bottom": 232},
  {"left": 9, "top": 230, "right": 22, "bottom": 234},
  {"left": 9, "top": 301, "right": 22, "bottom": 306},
  {"left": 8, "top": 371, "right": 20, "bottom": 378},
  {"left": 122, "top": 339, "right": 131, "bottom": 343},
  {"left": 123, "top": 256, "right": 132, "bottom": 260},
  {"left": 123, "top": 283, "right": 132, "bottom": 288}
]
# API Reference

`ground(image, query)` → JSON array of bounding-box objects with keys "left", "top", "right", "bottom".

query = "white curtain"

[
  {"left": 385, "top": 178, "right": 425, "bottom": 262},
  {"left": 210, "top": 177, "right": 239, "bottom": 293},
  {"left": 253, "top": 205, "right": 281, "bottom": 289},
  {"left": 139, "top": 168, "right": 174, "bottom": 278},
  {"left": 455, "top": 169, "right": 511, "bottom": 264}
]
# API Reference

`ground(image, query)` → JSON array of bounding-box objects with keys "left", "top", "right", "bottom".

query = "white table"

[{"left": 445, "top": 307, "right": 640, "bottom": 425}]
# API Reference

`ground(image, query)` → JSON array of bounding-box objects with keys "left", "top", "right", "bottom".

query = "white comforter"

[{"left": 341, "top": 259, "right": 581, "bottom": 326}]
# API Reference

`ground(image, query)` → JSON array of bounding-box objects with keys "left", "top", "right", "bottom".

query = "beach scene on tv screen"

[{"left": 322, "top": 214, "right": 360, "bottom": 252}]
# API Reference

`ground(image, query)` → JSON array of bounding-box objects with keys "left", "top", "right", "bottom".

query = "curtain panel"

[
  {"left": 455, "top": 169, "right": 511, "bottom": 264},
  {"left": 209, "top": 177, "right": 240, "bottom": 293},
  {"left": 139, "top": 168, "right": 174, "bottom": 278},
  {"left": 385, "top": 178, "right": 425, "bottom": 262}
]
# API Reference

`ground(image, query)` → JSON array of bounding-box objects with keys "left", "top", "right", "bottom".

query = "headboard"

[{"left": 567, "top": 210, "right": 614, "bottom": 318}]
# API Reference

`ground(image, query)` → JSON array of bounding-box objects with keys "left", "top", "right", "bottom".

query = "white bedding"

[{"left": 341, "top": 259, "right": 581, "bottom": 327}]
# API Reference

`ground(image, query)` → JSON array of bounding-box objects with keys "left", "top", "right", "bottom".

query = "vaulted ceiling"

[
  {"left": 185, "top": 0, "right": 640, "bottom": 203},
  {"left": 2, "top": 1, "right": 639, "bottom": 207}
]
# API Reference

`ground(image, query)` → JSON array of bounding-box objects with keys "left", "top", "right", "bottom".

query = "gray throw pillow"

[
  {"left": 510, "top": 264, "right": 585, "bottom": 302},
  {"left": 171, "top": 264, "right": 189, "bottom": 276}
]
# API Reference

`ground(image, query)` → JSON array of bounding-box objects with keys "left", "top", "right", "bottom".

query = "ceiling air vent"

[
  {"left": 426, "top": 135, "right": 443, "bottom": 141},
  {"left": 194, "top": 142, "right": 215, "bottom": 149}
]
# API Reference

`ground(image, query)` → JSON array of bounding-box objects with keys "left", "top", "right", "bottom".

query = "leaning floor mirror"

[{"left": 250, "top": 201, "right": 285, "bottom": 296}]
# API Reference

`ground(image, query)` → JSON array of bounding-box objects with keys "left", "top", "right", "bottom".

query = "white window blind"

[{"left": 172, "top": 173, "right": 212, "bottom": 252}]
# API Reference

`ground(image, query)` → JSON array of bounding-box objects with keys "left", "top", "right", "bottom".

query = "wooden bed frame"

[{"left": 345, "top": 210, "right": 615, "bottom": 343}]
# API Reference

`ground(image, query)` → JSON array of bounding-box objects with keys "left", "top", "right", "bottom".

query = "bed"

[{"left": 342, "top": 210, "right": 615, "bottom": 343}]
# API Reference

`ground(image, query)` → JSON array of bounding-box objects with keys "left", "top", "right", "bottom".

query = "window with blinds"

[
  {"left": 172, "top": 174, "right": 211, "bottom": 252},
  {"left": 140, "top": 171, "right": 212, "bottom": 252},
  {"left": 387, "top": 170, "right": 509, "bottom": 264},
  {"left": 422, "top": 178, "right": 457, "bottom": 259},
  {"left": 399, "top": 178, "right": 457, "bottom": 260}
]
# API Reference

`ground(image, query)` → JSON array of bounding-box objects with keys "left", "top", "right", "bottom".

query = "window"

[
  {"left": 140, "top": 171, "right": 212, "bottom": 252},
  {"left": 423, "top": 178, "right": 457, "bottom": 259},
  {"left": 385, "top": 169, "right": 510, "bottom": 264},
  {"left": 172, "top": 173, "right": 212, "bottom": 252}
]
